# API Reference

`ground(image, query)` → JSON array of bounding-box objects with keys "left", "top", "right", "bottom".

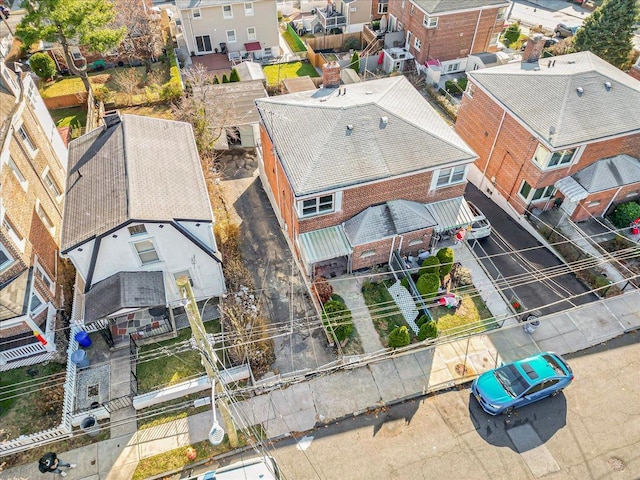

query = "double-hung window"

[
  {"left": 223, "top": 5, "right": 233, "bottom": 19},
  {"left": 436, "top": 166, "right": 466, "bottom": 187},
  {"left": 247, "top": 27, "right": 257, "bottom": 41},
  {"left": 300, "top": 195, "right": 334, "bottom": 217},
  {"left": 378, "top": 0, "right": 388, "bottom": 14},
  {"left": 519, "top": 181, "right": 555, "bottom": 202},
  {"left": 533, "top": 144, "right": 577, "bottom": 169},
  {"left": 8, "top": 156, "right": 28, "bottom": 190},
  {"left": 423, "top": 15, "right": 438, "bottom": 28},
  {"left": 244, "top": 2, "right": 254, "bottom": 16},
  {"left": 134, "top": 240, "right": 160, "bottom": 265},
  {"left": 226, "top": 30, "right": 237, "bottom": 43},
  {"left": 18, "top": 126, "right": 37, "bottom": 155}
]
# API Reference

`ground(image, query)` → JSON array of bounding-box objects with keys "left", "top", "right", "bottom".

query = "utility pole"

[{"left": 176, "top": 276, "right": 239, "bottom": 447}]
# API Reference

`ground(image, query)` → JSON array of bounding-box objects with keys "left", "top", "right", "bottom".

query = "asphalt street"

[
  {"left": 465, "top": 184, "right": 598, "bottom": 317},
  {"left": 193, "top": 330, "right": 640, "bottom": 480}
]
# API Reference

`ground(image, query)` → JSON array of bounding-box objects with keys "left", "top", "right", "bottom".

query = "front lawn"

[
  {"left": 430, "top": 287, "right": 494, "bottom": 335},
  {"left": 136, "top": 321, "right": 222, "bottom": 394},
  {"left": 263, "top": 61, "right": 319, "bottom": 85},
  {"left": 361, "top": 280, "right": 408, "bottom": 347}
]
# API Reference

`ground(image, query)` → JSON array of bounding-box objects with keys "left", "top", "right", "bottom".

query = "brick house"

[
  {"left": 1, "top": 62, "right": 69, "bottom": 368},
  {"left": 255, "top": 69, "right": 478, "bottom": 277},
  {"left": 61, "top": 113, "right": 226, "bottom": 346},
  {"left": 386, "top": 0, "right": 510, "bottom": 75},
  {"left": 455, "top": 49, "right": 640, "bottom": 223}
]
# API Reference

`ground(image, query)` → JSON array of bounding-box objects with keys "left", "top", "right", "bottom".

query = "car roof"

[{"left": 513, "top": 353, "right": 566, "bottom": 381}]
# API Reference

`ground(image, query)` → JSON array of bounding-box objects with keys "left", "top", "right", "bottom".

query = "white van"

[{"left": 195, "top": 456, "right": 281, "bottom": 480}]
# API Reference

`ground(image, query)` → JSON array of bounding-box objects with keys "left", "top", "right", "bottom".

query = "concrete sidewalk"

[{"left": 3, "top": 290, "right": 638, "bottom": 480}]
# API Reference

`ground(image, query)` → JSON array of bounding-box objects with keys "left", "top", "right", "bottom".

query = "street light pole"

[{"left": 176, "top": 276, "right": 239, "bottom": 447}]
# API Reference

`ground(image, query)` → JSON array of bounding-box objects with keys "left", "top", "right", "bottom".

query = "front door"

[{"left": 561, "top": 198, "right": 577, "bottom": 217}]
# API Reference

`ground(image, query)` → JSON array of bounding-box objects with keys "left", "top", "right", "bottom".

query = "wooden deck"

[{"left": 191, "top": 53, "right": 234, "bottom": 78}]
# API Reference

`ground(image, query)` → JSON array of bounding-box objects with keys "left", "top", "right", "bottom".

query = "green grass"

[
  {"left": 430, "top": 287, "right": 494, "bottom": 335},
  {"left": 132, "top": 428, "right": 265, "bottom": 480},
  {"left": 361, "top": 280, "right": 408, "bottom": 347},
  {"left": 136, "top": 321, "right": 222, "bottom": 394},
  {"left": 282, "top": 27, "right": 307, "bottom": 53},
  {"left": 49, "top": 106, "right": 87, "bottom": 130},
  {"left": 263, "top": 61, "right": 319, "bottom": 85}
]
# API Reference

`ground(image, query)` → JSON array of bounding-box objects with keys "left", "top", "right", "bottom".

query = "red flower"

[{"left": 512, "top": 301, "right": 521, "bottom": 309}]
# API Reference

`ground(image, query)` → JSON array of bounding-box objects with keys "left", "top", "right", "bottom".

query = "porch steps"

[{"left": 388, "top": 281, "right": 419, "bottom": 334}]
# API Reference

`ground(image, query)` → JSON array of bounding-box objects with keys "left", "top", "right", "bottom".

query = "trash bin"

[
  {"left": 71, "top": 349, "right": 90, "bottom": 368},
  {"left": 523, "top": 319, "right": 540, "bottom": 334},
  {"left": 75, "top": 331, "right": 92, "bottom": 348},
  {"left": 80, "top": 415, "right": 100, "bottom": 437}
]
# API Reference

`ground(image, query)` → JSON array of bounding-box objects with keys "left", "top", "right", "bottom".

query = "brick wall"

[
  {"left": 573, "top": 183, "right": 640, "bottom": 222},
  {"left": 390, "top": 2, "right": 504, "bottom": 63},
  {"left": 351, "top": 227, "right": 433, "bottom": 271}
]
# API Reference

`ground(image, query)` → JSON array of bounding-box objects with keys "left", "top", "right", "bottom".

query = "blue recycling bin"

[
  {"left": 75, "top": 331, "right": 92, "bottom": 348},
  {"left": 71, "top": 349, "right": 90, "bottom": 368}
]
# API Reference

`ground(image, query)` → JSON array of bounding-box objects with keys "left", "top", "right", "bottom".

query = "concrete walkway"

[{"left": 4, "top": 289, "right": 639, "bottom": 480}]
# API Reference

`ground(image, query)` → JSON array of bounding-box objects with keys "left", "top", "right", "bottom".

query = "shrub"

[
  {"left": 503, "top": 23, "right": 521, "bottom": 46},
  {"left": 436, "top": 247, "right": 455, "bottom": 278},
  {"left": 417, "top": 321, "right": 438, "bottom": 341},
  {"left": 161, "top": 41, "right": 183, "bottom": 101},
  {"left": 222, "top": 73, "right": 229, "bottom": 83},
  {"left": 416, "top": 273, "right": 440, "bottom": 300},
  {"left": 344, "top": 37, "right": 360, "bottom": 51},
  {"left": 349, "top": 51, "right": 360, "bottom": 72},
  {"left": 419, "top": 256, "right": 440, "bottom": 277},
  {"left": 29, "top": 52, "right": 57, "bottom": 80},
  {"left": 312, "top": 277, "right": 334, "bottom": 304},
  {"left": 451, "top": 266, "right": 473, "bottom": 287},
  {"left": 229, "top": 68, "right": 240, "bottom": 82},
  {"left": 416, "top": 315, "right": 430, "bottom": 328},
  {"left": 444, "top": 77, "right": 467, "bottom": 96},
  {"left": 610, "top": 201, "right": 640, "bottom": 228},
  {"left": 400, "top": 276, "right": 409, "bottom": 289},
  {"left": 93, "top": 85, "right": 113, "bottom": 103},
  {"left": 388, "top": 326, "right": 410, "bottom": 348},
  {"left": 213, "top": 75, "right": 220, "bottom": 84},
  {"left": 322, "top": 300, "right": 354, "bottom": 343}
]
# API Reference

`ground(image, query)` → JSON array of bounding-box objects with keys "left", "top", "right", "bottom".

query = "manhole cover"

[
  {"left": 607, "top": 457, "right": 625, "bottom": 472},
  {"left": 87, "top": 384, "right": 99, "bottom": 397}
]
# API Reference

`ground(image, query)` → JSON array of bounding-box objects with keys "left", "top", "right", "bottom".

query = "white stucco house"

[
  {"left": 176, "top": 0, "right": 280, "bottom": 60},
  {"left": 61, "top": 113, "right": 226, "bottom": 345}
]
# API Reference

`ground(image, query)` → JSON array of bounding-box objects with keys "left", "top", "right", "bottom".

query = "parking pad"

[{"left": 507, "top": 424, "right": 560, "bottom": 477}]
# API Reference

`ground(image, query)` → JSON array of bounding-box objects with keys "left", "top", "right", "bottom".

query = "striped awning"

[
  {"left": 554, "top": 176, "right": 588, "bottom": 202},
  {"left": 424, "top": 196, "right": 476, "bottom": 233},
  {"left": 298, "top": 226, "right": 352, "bottom": 264}
]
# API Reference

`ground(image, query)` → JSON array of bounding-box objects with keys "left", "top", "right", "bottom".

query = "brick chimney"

[
  {"left": 322, "top": 61, "right": 341, "bottom": 88},
  {"left": 522, "top": 34, "right": 546, "bottom": 64}
]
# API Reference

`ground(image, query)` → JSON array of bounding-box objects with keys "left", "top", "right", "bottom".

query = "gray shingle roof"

[
  {"left": 573, "top": 155, "right": 640, "bottom": 193},
  {"left": 413, "top": 0, "right": 508, "bottom": 14},
  {"left": 62, "top": 114, "right": 212, "bottom": 252},
  {"left": 256, "top": 76, "right": 476, "bottom": 196},
  {"left": 196, "top": 80, "right": 266, "bottom": 126},
  {"left": 84, "top": 271, "right": 166, "bottom": 323},
  {"left": 468, "top": 52, "right": 640, "bottom": 149},
  {"left": 344, "top": 200, "right": 437, "bottom": 245},
  {"left": 234, "top": 61, "right": 266, "bottom": 82}
]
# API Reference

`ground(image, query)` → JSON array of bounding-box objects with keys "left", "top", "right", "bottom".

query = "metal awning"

[
  {"left": 299, "top": 226, "right": 352, "bottom": 264},
  {"left": 244, "top": 42, "right": 262, "bottom": 52},
  {"left": 424, "top": 196, "right": 476, "bottom": 233},
  {"left": 554, "top": 176, "right": 588, "bottom": 202}
]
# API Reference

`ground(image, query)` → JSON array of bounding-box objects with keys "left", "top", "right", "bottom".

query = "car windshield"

[{"left": 494, "top": 364, "right": 529, "bottom": 397}]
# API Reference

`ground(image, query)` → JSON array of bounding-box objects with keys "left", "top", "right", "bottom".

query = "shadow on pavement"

[{"left": 469, "top": 393, "right": 567, "bottom": 452}]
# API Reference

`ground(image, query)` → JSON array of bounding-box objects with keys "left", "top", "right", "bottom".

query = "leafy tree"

[
  {"left": 419, "top": 256, "right": 440, "bottom": 277},
  {"left": 417, "top": 321, "right": 438, "bottom": 341},
  {"left": 349, "top": 51, "right": 360, "bottom": 72},
  {"left": 112, "top": 0, "right": 163, "bottom": 74},
  {"left": 29, "top": 52, "right": 57, "bottom": 80},
  {"left": 573, "top": 0, "right": 639, "bottom": 69},
  {"left": 229, "top": 68, "right": 240, "bottom": 82},
  {"left": 17, "top": 0, "right": 125, "bottom": 93},
  {"left": 388, "top": 326, "right": 410, "bottom": 348},
  {"left": 610, "top": 201, "right": 640, "bottom": 228},
  {"left": 502, "top": 22, "right": 521, "bottom": 46},
  {"left": 436, "top": 247, "right": 454, "bottom": 278},
  {"left": 322, "top": 300, "right": 353, "bottom": 344},
  {"left": 113, "top": 67, "right": 141, "bottom": 105}
]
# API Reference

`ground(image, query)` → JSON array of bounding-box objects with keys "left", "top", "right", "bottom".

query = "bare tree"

[
  {"left": 113, "top": 67, "right": 141, "bottom": 105},
  {"left": 112, "top": 0, "right": 163, "bottom": 73}
]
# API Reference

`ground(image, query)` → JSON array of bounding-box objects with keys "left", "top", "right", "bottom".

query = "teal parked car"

[{"left": 471, "top": 352, "right": 573, "bottom": 415}]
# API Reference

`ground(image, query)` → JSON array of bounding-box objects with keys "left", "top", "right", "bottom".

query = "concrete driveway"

[{"left": 464, "top": 184, "right": 598, "bottom": 317}]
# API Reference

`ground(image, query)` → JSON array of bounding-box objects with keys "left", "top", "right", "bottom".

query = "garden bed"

[{"left": 361, "top": 279, "right": 409, "bottom": 348}]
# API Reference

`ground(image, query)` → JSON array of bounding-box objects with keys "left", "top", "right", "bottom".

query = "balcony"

[{"left": 316, "top": 7, "right": 347, "bottom": 30}]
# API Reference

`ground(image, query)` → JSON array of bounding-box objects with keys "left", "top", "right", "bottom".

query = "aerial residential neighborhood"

[{"left": 1, "top": 0, "right": 639, "bottom": 479}]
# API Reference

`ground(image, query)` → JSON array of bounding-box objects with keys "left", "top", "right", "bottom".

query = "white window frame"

[
  {"left": 299, "top": 194, "right": 335, "bottom": 218},
  {"left": 43, "top": 169, "right": 62, "bottom": 199},
  {"left": 401, "top": 0, "right": 406, "bottom": 8},
  {"left": 626, "top": 191, "right": 639, "bottom": 198},
  {"left": 128, "top": 224, "right": 147, "bottom": 236},
  {"left": 244, "top": 2, "right": 254, "bottom": 16},
  {"left": 36, "top": 201, "right": 55, "bottom": 236},
  {"left": 518, "top": 181, "right": 555, "bottom": 202},
  {"left": 360, "top": 249, "right": 376, "bottom": 258},
  {"left": 133, "top": 239, "right": 160, "bottom": 265},
  {"left": 35, "top": 264, "right": 54, "bottom": 293},
  {"left": 247, "top": 27, "right": 257, "bottom": 41},
  {"left": 378, "top": 0, "right": 388, "bottom": 14},
  {"left": 30, "top": 290, "right": 46, "bottom": 315},
  {"left": 446, "top": 62, "right": 460, "bottom": 73},
  {"left": 413, "top": 37, "right": 421, "bottom": 51},
  {"left": 465, "top": 82, "right": 475, "bottom": 98},
  {"left": 226, "top": 29, "right": 237, "bottom": 43},
  {"left": 2, "top": 215, "right": 25, "bottom": 252},
  {"left": 17, "top": 126, "right": 38, "bottom": 156},
  {"left": 435, "top": 165, "right": 467, "bottom": 188},
  {"left": 489, "top": 32, "right": 500, "bottom": 45},
  {"left": 0, "top": 242, "right": 14, "bottom": 271},
  {"left": 223, "top": 4, "right": 233, "bottom": 19},
  {"left": 195, "top": 35, "right": 213, "bottom": 53},
  {"left": 497, "top": 6, "right": 507, "bottom": 20},
  {"left": 423, "top": 15, "right": 438, "bottom": 29},
  {"left": 588, "top": 200, "right": 601, "bottom": 207},
  {"left": 192, "top": 8, "right": 202, "bottom": 19},
  {"left": 70, "top": 46, "right": 83, "bottom": 61},
  {"left": 408, "top": 239, "right": 423, "bottom": 246},
  {"left": 533, "top": 144, "right": 578, "bottom": 169},
  {"left": 8, "top": 156, "right": 28, "bottom": 191}
]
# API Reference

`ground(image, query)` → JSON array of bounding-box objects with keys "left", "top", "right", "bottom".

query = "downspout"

[
  {"left": 479, "top": 109, "right": 506, "bottom": 191},
  {"left": 389, "top": 235, "right": 396, "bottom": 266},
  {"left": 469, "top": 8, "right": 483, "bottom": 54},
  {"left": 603, "top": 186, "right": 623, "bottom": 218}
]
